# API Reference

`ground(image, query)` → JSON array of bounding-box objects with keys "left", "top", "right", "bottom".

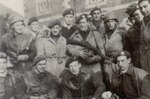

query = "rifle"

[{"left": 67, "top": 38, "right": 115, "bottom": 63}]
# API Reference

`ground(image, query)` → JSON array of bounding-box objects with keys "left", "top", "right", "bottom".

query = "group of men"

[{"left": 0, "top": 0, "right": 150, "bottom": 99}]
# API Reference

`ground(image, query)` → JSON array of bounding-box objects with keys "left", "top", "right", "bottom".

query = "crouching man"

[
  {"left": 21, "top": 55, "right": 59, "bottom": 99},
  {"left": 102, "top": 51, "right": 150, "bottom": 99},
  {"left": 61, "top": 57, "right": 106, "bottom": 99}
]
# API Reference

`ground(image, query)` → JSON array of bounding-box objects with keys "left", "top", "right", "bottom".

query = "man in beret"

[
  {"left": 138, "top": 0, "right": 150, "bottom": 73},
  {"left": 102, "top": 50, "right": 150, "bottom": 99},
  {"left": 124, "top": 3, "right": 143, "bottom": 68},
  {"left": 60, "top": 8, "right": 78, "bottom": 39},
  {"left": 28, "top": 17, "right": 43, "bottom": 40},
  {"left": 21, "top": 55, "right": 59, "bottom": 99},
  {"left": 89, "top": 6, "right": 105, "bottom": 35},
  {"left": 61, "top": 57, "right": 106, "bottom": 99},
  {"left": 67, "top": 14, "right": 105, "bottom": 73},
  {"left": 36, "top": 20, "right": 67, "bottom": 79},
  {"left": 0, "top": 15, "right": 36, "bottom": 74}
]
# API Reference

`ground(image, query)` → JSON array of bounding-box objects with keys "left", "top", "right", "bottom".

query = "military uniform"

[
  {"left": 36, "top": 24, "right": 67, "bottom": 79},
  {"left": 1, "top": 32, "right": 36, "bottom": 73},
  {"left": 68, "top": 28, "right": 104, "bottom": 72},
  {"left": 21, "top": 67, "right": 59, "bottom": 99},
  {"left": 61, "top": 67, "right": 106, "bottom": 99}
]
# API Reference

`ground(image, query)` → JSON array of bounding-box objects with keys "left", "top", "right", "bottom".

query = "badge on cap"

[
  {"left": 120, "top": 51, "right": 125, "bottom": 56},
  {"left": 70, "top": 10, "right": 73, "bottom": 14},
  {"left": 82, "top": 15, "right": 85, "bottom": 18}
]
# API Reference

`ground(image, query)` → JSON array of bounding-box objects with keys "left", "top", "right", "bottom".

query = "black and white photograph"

[{"left": 0, "top": 0, "right": 150, "bottom": 99}]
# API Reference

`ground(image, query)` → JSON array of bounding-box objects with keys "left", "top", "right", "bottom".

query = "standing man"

[
  {"left": 1, "top": 15, "right": 36, "bottom": 73},
  {"left": 89, "top": 6, "right": 105, "bottom": 35},
  {"left": 21, "top": 55, "right": 59, "bottom": 99},
  {"left": 28, "top": 17, "right": 43, "bottom": 40},
  {"left": 138, "top": 0, "right": 150, "bottom": 73},
  {"left": 62, "top": 57, "right": 106, "bottom": 99},
  {"left": 68, "top": 14, "right": 105, "bottom": 72},
  {"left": 102, "top": 51, "right": 150, "bottom": 99},
  {"left": 36, "top": 20, "right": 67, "bottom": 79},
  {"left": 61, "top": 8, "right": 78, "bottom": 39},
  {"left": 125, "top": 3, "right": 143, "bottom": 68}
]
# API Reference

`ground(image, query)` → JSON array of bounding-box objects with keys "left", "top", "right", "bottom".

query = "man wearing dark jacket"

[
  {"left": 21, "top": 55, "right": 59, "bottom": 99},
  {"left": 102, "top": 50, "right": 150, "bottom": 99},
  {"left": 61, "top": 57, "right": 106, "bottom": 99}
]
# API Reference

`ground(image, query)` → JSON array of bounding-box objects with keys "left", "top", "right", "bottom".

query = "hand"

[
  {"left": 102, "top": 91, "right": 112, "bottom": 99},
  {"left": 79, "top": 50, "right": 89, "bottom": 59},
  {"left": 17, "top": 55, "right": 28, "bottom": 61},
  {"left": 85, "top": 55, "right": 102, "bottom": 64}
]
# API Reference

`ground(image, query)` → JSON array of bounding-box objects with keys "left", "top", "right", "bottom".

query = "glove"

[{"left": 17, "top": 55, "right": 28, "bottom": 61}]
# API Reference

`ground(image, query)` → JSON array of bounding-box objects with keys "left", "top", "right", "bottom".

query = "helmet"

[
  {"left": 103, "top": 12, "right": 118, "bottom": 23},
  {"left": 9, "top": 15, "right": 24, "bottom": 26}
]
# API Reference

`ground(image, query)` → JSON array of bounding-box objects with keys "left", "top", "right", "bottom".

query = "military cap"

[
  {"left": 90, "top": 6, "right": 102, "bottom": 15},
  {"left": 117, "top": 50, "right": 131, "bottom": 59},
  {"left": 103, "top": 12, "right": 118, "bottom": 23},
  {"left": 28, "top": 17, "right": 38, "bottom": 25},
  {"left": 0, "top": 52, "right": 7, "bottom": 59},
  {"left": 76, "top": 14, "right": 88, "bottom": 24},
  {"left": 48, "top": 20, "right": 61, "bottom": 28},
  {"left": 32, "top": 55, "right": 46, "bottom": 66},
  {"left": 63, "top": 8, "right": 74, "bottom": 16},
  {"left": 65, "top": 57, "right": 80, "bottom": 68},
  {"left": 126, "top": 3, "right": 139, "bottom": 16},
  {"left": 9, "top": 15, "right": 24, "bottom": 26}
]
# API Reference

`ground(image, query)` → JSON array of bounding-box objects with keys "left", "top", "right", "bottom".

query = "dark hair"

[
  {"left": 65, "top": 57, "right": 80, "bottom": 68},
  {"left": 138, "top": 0, "right": 150, "bottom": 5}
]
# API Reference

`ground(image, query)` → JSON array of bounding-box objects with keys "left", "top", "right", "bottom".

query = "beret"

[
  {"left": 32, "top": 55, "right": 46, "bottom": 66},
  {"left": 48, "top": 20, "right": 61, "bottom": 28},
  {"left": 63, "top": 8, "right": 74, "bottom": 16},
  {"left": 76, "top": 14, "right": 88, "bottom": 24},
  {"left": 65, "top": 57, "right": 80, "bottom": 68},
  {"left": 90, "top": 6, "right": 101, "bottom": 15},
  {"left": 28, "top": 17, "right": 38, "bottom": 25},
  {"left": 125, "top": 3, "right": 139, "bottom": 16},
  {"left": 0, "top": 52, "right": 7, "bottom": 59},
  {"left": 117, "top": 50, "right": 131, "bottom": 58},
  {"left": 138, "top": 0, "right": 150, "bottom": 4}
]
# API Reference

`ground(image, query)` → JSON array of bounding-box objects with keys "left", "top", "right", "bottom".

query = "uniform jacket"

[
  {"left": 67, "top": 28, "right": 104, "bottom": 72},
  {"left": 1, "top": 32, "right": 36, "bottom": 71},
  {"left": 36, "top": 35, "right": 67, "bottom": 77},
  {"left": 21, "top": 68, "right": 59, "bottom": 99},
  {"left": 61, "top": 67, "right": 106, "bottom": 99},
  {"left": 140, "top": 14, "right": 150, "bottom": 73},
  {"left": 109, "top": 65, "right": 150, "bottom": 99}
]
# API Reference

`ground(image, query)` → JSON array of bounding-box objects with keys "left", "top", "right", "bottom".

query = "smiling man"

[
  {"left": 21, "top": 55, "right": 59, "bottom": 99},
  {"left": 36, "top": 20, "right": 67, "bottom": 79},
  {"left": 102, "top": 50, "right": 150, "bottom": 99},
  {"left": 61, "top": 57, "right": 105, "bottom": 99}
]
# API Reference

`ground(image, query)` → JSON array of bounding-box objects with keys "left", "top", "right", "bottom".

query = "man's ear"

[{"left": 128, "top": 58, "right": 131, "bottom": 63}]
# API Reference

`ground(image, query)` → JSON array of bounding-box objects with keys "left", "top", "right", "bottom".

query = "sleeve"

[
  {"left": 62, "top": 75, "right": 73, "bottom": 99},
  {"left": 67, "top": 44, "right": 81, "bottom": 56},
  {"left": 27, "top": 40, "right": 36, "bottom": 61},
  {"left": 36, "top": 38, "right": 45, "bottom": 56},
  {"left": 137, "top": 75, "right": 150, "bottom": 99},
  {"left": 47, "top": 75, "right": 59, "bottom": 99},
  {"left": 91, "top": 72, "right": 106, "bottom": 98}
]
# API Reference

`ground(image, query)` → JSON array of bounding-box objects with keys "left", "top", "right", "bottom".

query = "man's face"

[
  {"left": 132, "top": 9, "right": 143, "bottom": 22},
  {"left": 139, "top": 1, "right": 150, "bottom": 17},
  {"left": 36, "top": 60, "right": 47, "bottom": 73},
  {"left": 64, "top": 14, "right": 74, "bottom": 25},
  {"left": 51, "top": 25, "right": 61, "bottom": 36},
  {"left": 12, "top": 21, "right": 24, "bottom": 34},
  {"left": 92, "top": 10, "right": 101, "bottom": 21},
  {"left": 78, "top": 18, "right": 88, "bottom": 31},
  {"left": 69, "top": 61, "right": 81, "bottom": 76},
  {"left": 30, "top": 21, "right": 39, "bottom": 33},
  {"left": 0, "top": 58, "right": 7, "bottom": 73},
  {"left": 117, "top": 56, "right": 131, "bottom": 72},
  {"left": 105, "top": 19, "right": 117, "bottom": 31}
]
